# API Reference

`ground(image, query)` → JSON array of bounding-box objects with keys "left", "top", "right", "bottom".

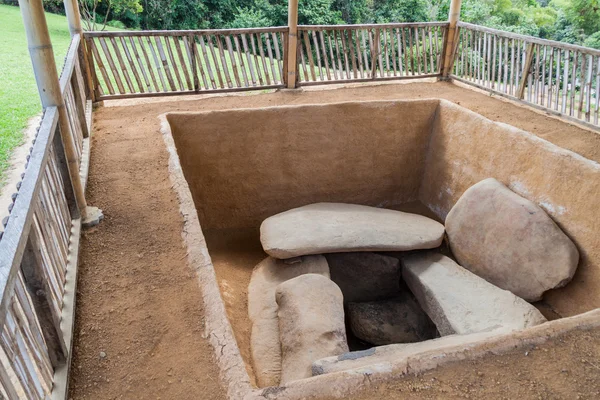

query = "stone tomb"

[{"left": 164, "top": 99, "right": 600, "bottom": 391}]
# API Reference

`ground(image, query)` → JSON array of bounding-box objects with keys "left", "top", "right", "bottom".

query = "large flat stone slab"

[
  {"left": 325, "top": 252, "right": 401, "bottom": 303},
  {"left": 348, "top": 294, "right": 437, "bottom": 345},
  {"left": 248, "top": 256, "right": 329, "bottom": 387},
  {"left": 260, "top": 203, "right": 445, "bottom": 259},
  {"left": 446, "top": 178, "right": 579, "bottom": 301},
  {"left": 276, "top": 274, "right": 348, "bottom": 384},
  {"left": 312, "top": 330, "right": 503, "bottom": 376},
  {"left": 402, "top": 252, "right": 547, "bottom": 336}
]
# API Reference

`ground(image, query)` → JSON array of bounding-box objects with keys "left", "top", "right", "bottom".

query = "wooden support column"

[
  {"left": 442, "top": 0, "right": 462, "bottom": 77},
  {"left": 64, "top": 0, "right": 96, "bottom": 101},
  {"left": 286, "top": 0, "right": 299, "bottom": 88},
  {"left": 63, "top": 0, "right": 83, "bottom": 36},
  {"left": 18, "top": 0, "right": 89, "bottom": 219}
]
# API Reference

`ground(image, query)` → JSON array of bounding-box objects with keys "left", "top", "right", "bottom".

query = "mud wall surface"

[
  {"left": 167, "top": 100, "right": 438, "bottom": 230},
  {"left": 167, "top": 99, "right": 599, "bottom": 317},
  {"left": 419, "top": 100, "right": 600, "bottom": 317}
]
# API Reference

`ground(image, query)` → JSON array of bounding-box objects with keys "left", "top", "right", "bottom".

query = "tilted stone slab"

[
  {"left": 276, "top": 274, "right": 348, "bottom": 384},
  {"left": 312, "top": 330, "right": 503, "bottom": 376},
  {"left": 402, "top": 252, "right": 547, "bottom": 336},
  {"left": 446, "top": 178, "right": 579, "bottom": 301},
  {"left": 248, "top": 256, "right": 329, "bottom": 387},
  {"left": 260, "top": 203, "right": 445, "bottom": 259},
  {"left": 325, "top": 252, "right": 401, "bottom": 303}
]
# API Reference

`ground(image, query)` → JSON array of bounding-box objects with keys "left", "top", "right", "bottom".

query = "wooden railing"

[
  {"left": 0, "top": 33, "right": 91, "bottom": 399},
  {"left": 451, "top": 22, "right": 600, "bottom": 128},
  {"left": 297, "top": 22, "right": 447, "bottom": 85},
  {"left": 84, "top": 27, "right": 289, "bottom": 100},
  {"left": 84, "top": 23, "right": 449, "bottom": 99}
]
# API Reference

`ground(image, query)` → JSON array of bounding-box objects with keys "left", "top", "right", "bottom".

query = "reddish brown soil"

[
  {"left": 69, "top": 81, "right": 600, "bottom": 399},
  {"left": 68, "top": 104, "right": 227, "bottom": 399},
  {"left": 340, "top": 328, "right": 600, "bottom": 400}
]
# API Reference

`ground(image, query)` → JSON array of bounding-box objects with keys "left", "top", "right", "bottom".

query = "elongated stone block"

[
  {"left": 248, "top": 256, "right": 329, "bottom": 387},
  {"left": 261, "top": 203, "right": 445, "bottom": 259},
  {"left": 276, "top": 274, "right": 348, "bottom": 384},
  {"left": 402, "top": 252, "right": 547, "bottom": 336}
]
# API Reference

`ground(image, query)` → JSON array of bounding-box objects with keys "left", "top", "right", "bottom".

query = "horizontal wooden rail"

[
  {"left": 0, "top": 33, "right": 92, "bottom": 399},
  {"left": 451, "top": 23, "right": 600, "bottom": 129},
  {"left": 300, "top": 21, "right": 448, "bottom": 31},
  {"left": 84, "top": 26, "right": 289, "bottom": 38}
]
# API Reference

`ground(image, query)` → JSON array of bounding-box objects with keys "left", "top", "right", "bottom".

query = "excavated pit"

[{"left": 163, "top": 99, "right": 600, "bottom": 389}]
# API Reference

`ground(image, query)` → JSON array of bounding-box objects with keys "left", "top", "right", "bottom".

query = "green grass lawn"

[{"left": 0, "top": 4, "right": 72, "bottom": 190}]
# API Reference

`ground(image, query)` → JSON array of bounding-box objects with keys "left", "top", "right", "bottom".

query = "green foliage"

[
  {"left": 565, "top": 0, "right": 600, "bottom": 35},
  {"left": 373, "top": 0, "right": 429, "bottom": 23},
  {"left": 80, "top": 0, "right": 143, "bottom": 30},
  {"left": 228, "top": 6, "right": 273, "bottom": 28},
  {"left": 583, "top": 31, "right": 600, "bottom": 49},
  {"left": 106, "top": 19, "right": 127, "bottom": 28},
  {"left": 0, "top": 4, "right": 72, "bottom": 187}
]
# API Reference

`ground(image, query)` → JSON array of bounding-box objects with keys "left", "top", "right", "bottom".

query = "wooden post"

[
  {"left": 18, "top": 0, "right": 90, "bottom": 220},
  {"left": 286, "top": 0, "right": 299, "bottom": 88},
  {"left": 64, "top": 0, "right": 95, "bottom": 100},
  {"left": 442, "top": 0, "right": 462, "bottom": 77},
  {"left": 517, "top": 43, "right": 536, "bottom": 99},
  {"left": 63, "top": 0, "right": 83, "bottom": 36}
]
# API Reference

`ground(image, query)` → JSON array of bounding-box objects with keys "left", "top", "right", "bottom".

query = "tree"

[
  {"left": 567, "top": 0, "right": 600, "bottom": 35},
  {"left": 372, "top": 0, "right": 429, "bottom": 23},
  {"left": 80, "top": 0, "right": 142, "bottom": 30},
  {"left": 583, "top": 31, "right": 600, "bottom": 49},
  {"left": 228, "top": 7, "right": 273, "bottom": 28}
]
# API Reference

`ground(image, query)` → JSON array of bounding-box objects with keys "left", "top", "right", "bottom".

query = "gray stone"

[
  {"left": 276, "top": 274, "right": 348, "bottom": 384},
  {"left": 260, "top": 203, "right": 445, "bottom": 259},
  {"left": 348, "top": 294, "right": 437, "bottom": 345},
  {"left": 325, "top": 252, "right": 401, "bottom": 303},
  {"left": 312, "top": 330, "right": 503, "bottom": 376},
  {"left": 402, "top": 252, "right": 547, "bottom": 336},
  {"left": 445, "top": 178, "right": 579, "bottom": 301},
  {"left": 248, "top": 256, "right": 329, "bottom": 387}
]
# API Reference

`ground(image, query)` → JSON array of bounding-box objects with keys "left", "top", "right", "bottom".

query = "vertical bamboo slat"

[
  {"left": 174, "top": 36, "right": 193, "bottom": 90},
  {"left": 119, "top": 37, "right": 144, "bottom": 92},
  {"left": 318, "top": 31, "right": 331, "bottom": 80},
  {"left": 136, "top": 37, "right": 160, "bottom": 92},
  {"left": 224, "top": 35, "right": 241, "bottom": 87},
  {"left": 109, "top": 37, "right": 134, "bottom": 92},
  {"left": 98, "top": 37, "right": 125, "bottom": 93}
]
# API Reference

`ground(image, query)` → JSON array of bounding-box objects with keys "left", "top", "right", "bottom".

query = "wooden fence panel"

[
  {"left": 1, "top": 33, "right": 91, "bottom": 399},
  {"left": 452, "top": 22, "right": 600, "bottom": 128},
  {"left": 86, "top": 28, "right": 288, "bottom": 100},
  {"left": 297, "top": 23, "right": 447, "bottom": 85}
]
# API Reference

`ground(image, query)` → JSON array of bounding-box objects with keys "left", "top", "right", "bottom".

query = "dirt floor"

[{"left": 69, "top": 81, "right": 600, "bottom": 399}]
